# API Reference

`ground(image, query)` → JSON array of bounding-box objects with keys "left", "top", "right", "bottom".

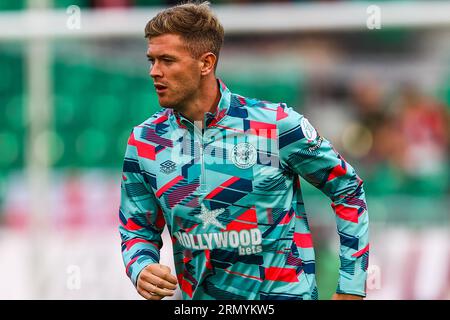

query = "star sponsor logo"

[
  {"left": 198, "top": 203, "right": 226, "bottom": 230},
  {"left": 231, "top": 142, "right": 257, "bottom": 169}
]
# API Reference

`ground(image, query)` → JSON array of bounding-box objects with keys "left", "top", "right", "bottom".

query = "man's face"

[{"left": 147, "top": 33, "right": 202, "bottom": 109}]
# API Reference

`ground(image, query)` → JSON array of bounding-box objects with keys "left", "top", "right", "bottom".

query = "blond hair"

[{"left": 145, "top": 1, "right": 224, "bottom": 67}]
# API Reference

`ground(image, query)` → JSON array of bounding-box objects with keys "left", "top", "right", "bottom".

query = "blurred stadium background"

[{"left": 0, "top": 0, "right": 448, "bottom": 300}]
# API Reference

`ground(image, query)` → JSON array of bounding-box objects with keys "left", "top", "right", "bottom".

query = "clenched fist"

[
  {"left": 137, "top": 263, "right": 178, "bottom": 300},
  {"left": 331, "top": 293, "right": 364, "bottom": 300}
]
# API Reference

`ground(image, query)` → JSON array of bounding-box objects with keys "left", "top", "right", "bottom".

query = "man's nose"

[{"left": 149, "top": 61, "right": 163, "bottom": 78}]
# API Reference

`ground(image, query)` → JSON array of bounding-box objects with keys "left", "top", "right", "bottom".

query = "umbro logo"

[{"left": 160, "top": 160, "right": 176, "bottom": 174}]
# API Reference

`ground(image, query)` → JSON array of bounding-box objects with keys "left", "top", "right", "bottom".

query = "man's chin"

[{"left": 157, "top": 99, "right": 174, "bottom": 109}]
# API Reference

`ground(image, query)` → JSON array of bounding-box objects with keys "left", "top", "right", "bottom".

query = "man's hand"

[
  {"left": 137, "top": 263, "right": 178, "bottom": 300},
  {"left": 332, "top": 293, "right": 364, "bottom": 300}
]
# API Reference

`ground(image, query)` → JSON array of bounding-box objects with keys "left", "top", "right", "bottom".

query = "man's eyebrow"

[{"left": 146, "top": 53, "right": 176, "bottom": 59}]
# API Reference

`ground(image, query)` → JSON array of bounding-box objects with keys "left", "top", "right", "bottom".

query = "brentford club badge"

[
  {"left": 231, "top": 142, "right": 257, "bottom": 169},
  {"left": 300, "top": 117, "right": 317, "bottom": 142}
]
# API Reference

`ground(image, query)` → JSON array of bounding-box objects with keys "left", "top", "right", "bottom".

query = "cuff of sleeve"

[{"left": 336, "top": 274, "right": 367, "bottom": 297}]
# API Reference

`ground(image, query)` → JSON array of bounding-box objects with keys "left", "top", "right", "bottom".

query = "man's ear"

[{"left": 200, "top": 52, "right": 217, "bottom": 76}]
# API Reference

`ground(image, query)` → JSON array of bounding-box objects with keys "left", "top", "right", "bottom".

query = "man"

[{"left": 119, "top": 1, "right": 369, "bottom": 300}]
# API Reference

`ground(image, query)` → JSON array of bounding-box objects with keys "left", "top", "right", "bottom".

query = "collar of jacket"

[{"left": 171, "top": 78, "right": 231, "bottom": 130}]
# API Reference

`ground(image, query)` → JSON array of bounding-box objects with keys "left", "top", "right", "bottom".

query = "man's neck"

[{"left": 179, "top": 77, "right": 221, "bottom": 126}]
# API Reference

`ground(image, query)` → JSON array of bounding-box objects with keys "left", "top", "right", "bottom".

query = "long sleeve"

[
  {"left": 278, "top": 105, "right": 369, "bottom": 297},
  {"left": 119, "top": 128, "right": 166, "bottom": 287}
]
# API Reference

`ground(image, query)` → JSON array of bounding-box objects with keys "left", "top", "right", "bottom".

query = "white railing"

[{"left": 0, "top": 2, "right": 449, "bottom": 40}]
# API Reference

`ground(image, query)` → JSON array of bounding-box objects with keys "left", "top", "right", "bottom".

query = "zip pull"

[{"left": 194, "top": 119, "right": 207, "bottom": 194}]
